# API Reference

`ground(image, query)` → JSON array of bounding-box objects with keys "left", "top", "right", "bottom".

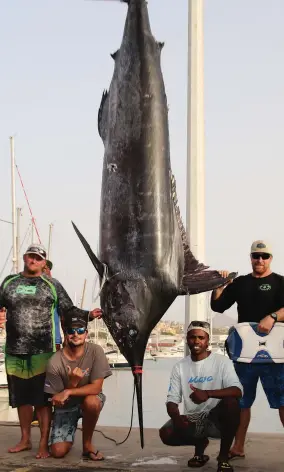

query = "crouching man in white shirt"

[{"left": 159, "top": 321, "right": 243, "bottom": 472}]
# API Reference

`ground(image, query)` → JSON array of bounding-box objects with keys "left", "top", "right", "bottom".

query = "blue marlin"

[{"left": 73, "top": 0, "right": 236, "bottom": 448}]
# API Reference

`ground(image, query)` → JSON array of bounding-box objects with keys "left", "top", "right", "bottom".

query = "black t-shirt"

[{"left": 210, "top": 273, "right": 284, "bottom": 323}]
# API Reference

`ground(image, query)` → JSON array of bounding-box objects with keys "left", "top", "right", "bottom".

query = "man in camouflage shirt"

[{"left": 0, "top": 244, "right": 102, "bottom": 459}]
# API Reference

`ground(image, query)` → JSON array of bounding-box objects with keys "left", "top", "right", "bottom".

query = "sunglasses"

[
  {"left": 27, "top": 247, "right": 46, "bottom": 257},
  {"left": 189, "top": 321, "right": 210, "bottom": 329},
  {"left": 66, "top": 327, "right": 87, "bottom": 335},
  {"left": 251, "top": 253, "right": 270, "bottom": 260}
]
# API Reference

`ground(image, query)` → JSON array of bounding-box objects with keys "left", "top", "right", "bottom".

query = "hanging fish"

[{"left": 73, "top": 0, "right": 236, "bottom": 448}]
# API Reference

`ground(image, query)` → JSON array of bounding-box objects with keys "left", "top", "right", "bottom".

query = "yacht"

[{"left": 105, "top": 350, "right": 130, "bottom": 369}]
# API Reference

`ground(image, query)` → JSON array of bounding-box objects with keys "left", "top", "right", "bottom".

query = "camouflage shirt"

[{"left": 0, "top": 274, "right": 89, "bottom": 356}]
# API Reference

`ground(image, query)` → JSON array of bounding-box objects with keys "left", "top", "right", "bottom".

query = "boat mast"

[
  {"left": 47, "top": 223, "right": 53, "bottom": 260},
  {"left": 80, "top": 279, "right": 87, "bottom": 309},
  {"left": 185, "top": 0, "right": 206, "bottom": 355},
  {"left": 10, "top": 136, "right": 18, "bottom": 274}
]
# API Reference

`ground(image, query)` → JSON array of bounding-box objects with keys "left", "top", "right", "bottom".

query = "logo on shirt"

[
  {"left": 16, "top": 285, "right": 37, "bottom": 295},
  {"left": 259, "top": 284, "right": 271, "bottom": 291},
  {"left": 188, "top": 376, "right": 213, "bottom": 383}
]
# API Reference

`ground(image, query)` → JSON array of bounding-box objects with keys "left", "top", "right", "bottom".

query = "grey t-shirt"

[{"left": 44, "top": 342, "right": 112, "bottom": 406}]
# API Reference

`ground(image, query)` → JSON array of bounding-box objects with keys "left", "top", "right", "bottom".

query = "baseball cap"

[
  {"left": 46, "top": 260, "right": 53, "bottom": 271},
  {"left": 65, "top": 313, "right": 89, "bottom": 330},
  {"left": 25, "top": 244, "right": 47, "bottom": 260},
  {"left": 187, "top": 321, "right": 210, "bottom": 337},
  {"left": 250, "top": 240, "right": 272, "bottom": 256}
]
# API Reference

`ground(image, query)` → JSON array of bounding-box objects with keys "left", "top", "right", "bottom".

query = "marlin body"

[{"left": 73, "top": 0, "right": 236, "bottom": 448}]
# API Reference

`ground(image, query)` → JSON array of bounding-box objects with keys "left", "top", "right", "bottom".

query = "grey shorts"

[{"left": 49, "top": 393, "right": 106, "bottom": 445}]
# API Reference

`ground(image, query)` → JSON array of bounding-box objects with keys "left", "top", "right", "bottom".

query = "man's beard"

[
  {"left": 24, "top": 264, "right": 40, "bottom": 275},
  {"left": 67, "top": 339, "right": 84, "bottom": 349}
]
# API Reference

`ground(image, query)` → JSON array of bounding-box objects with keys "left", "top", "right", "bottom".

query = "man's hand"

[
  {"left": 190, "top": 385, "right": 209, "bottom": 405},
  {"left": 67, "top": 366, "right": 88, "bottom": 388},
  {"left": 218, "top": 271, "right": 234, "bottom": 287},
  {"left": 172, "top": 414, "right": 190, "bottom": 430},
  {"left": 52, "top": 390, "right": 70, "bottom": 407},
  {"left": 90, "top": 308, "right": 103, "bottom": 320},
  {"left": 258, "top": 315, "right": 275, "bottom": 334},
  {"left": 0, "top": 309, "right": 6, "bottom": 329},
  {"left": 212, "top": 271, "right": 233, "bottom": 300}
]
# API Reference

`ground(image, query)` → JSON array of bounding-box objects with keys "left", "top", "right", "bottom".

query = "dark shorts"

[
  {"left": 160, "top": 403, "right": 222, "bottom": 445},
  {"left": 5, "top": 352, "right": 53, "bottom": 408},
  {"left": 49, "top": 393, "right": 106, "bottom": 445},
  {"left": 234, "top": 362, "right": 284, "bottom": 409}
]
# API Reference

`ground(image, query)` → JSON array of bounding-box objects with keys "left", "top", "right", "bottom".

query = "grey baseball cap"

[{"left": 24, "top": 244, "right": 47, "bottom": 260}]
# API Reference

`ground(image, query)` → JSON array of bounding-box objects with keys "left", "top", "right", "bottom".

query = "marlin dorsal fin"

[
  {"left": 170, "top": 171, "right": 237, "bottom": 294},
  {"left": 170, "top": 171, "right": 207, "bottom": 273},
  {"left": 72, "top": 222, "right": 105, "bottom": 278},
  {"left": 98, "top": 90, "right": 109, "bottom": 142}
]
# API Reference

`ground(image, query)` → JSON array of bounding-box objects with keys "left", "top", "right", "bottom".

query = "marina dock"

[{"left": 0, "top": 423, "right": 281, "bottom": 471}]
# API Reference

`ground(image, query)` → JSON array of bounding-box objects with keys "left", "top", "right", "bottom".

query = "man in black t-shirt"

[{"left": 211, "top": 240, "right": 284, "bottom": 459}]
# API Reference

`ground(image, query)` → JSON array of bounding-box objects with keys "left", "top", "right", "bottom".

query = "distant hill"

[{"left": 212, "top": 313, "right": 237, "bottom": 328}]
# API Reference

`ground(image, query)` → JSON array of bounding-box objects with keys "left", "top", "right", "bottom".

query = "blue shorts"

[
  {"left": 234, "top": 362, "right": 284, "bottom": 409},
  {"left": 49, "top": 393, "right": 106, "bottom": 445}
]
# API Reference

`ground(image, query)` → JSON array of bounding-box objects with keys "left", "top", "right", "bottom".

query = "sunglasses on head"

[
  {"left": 66, "top": 327, "right": 87, "bottom": 335},
  {"left": 189, "top": 321, "right": 210, "bottom": 329},
  {"left": 251, "top": 253, "right": 270, "bottom": 260},
  {"left": 28, "top": 247, "right": 46, "bottom": 257}
]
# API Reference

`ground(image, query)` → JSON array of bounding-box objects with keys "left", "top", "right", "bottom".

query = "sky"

[{"left": 1, "top": 0, "right": 284, "bottom": 322}]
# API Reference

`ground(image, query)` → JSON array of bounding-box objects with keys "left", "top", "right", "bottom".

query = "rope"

[
  {"left": 15, "top": 163, "right": 41, "bottom": 244},
  {"left": 93, "top": 380, "right": 136, "bottom": 446}
]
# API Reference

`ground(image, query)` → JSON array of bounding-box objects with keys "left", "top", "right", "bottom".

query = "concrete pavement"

[{"left": 0, "top": 423, "right": 282, "bottom": 472}]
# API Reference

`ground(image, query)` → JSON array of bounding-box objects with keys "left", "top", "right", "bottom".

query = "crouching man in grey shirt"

[
  {"left": 44, "top": 313, "right": 112, "bottom": 462},
  {"left": 159, "top": 321, "right": 243, "bottom": 472}
]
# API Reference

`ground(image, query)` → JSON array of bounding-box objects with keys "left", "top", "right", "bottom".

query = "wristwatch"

[{"left": 270, "top": 313, "right": 278, "bottom": 322}]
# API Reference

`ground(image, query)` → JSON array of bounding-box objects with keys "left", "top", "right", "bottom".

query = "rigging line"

[
  {"left": 0, "top": 218, "right": 12, "bottom": 225},
  {"left": 15, "top": 163, "right": 41, "bottom": 244},
  {"left": 3, "top": 224, "right": 32, "bottom": 278},
  {"left": 20, "top": 223, "right": 32, "bottom": 251},
  {"left": 0, "top": 247, "right": 13, "bottom": 279}
]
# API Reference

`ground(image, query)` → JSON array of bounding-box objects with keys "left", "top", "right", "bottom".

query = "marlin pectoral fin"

[
  {"left": 72, "top": 222, "right": 105, "bottom": 278},
  {"left": 98, "top": 90, "right": 109, "bottom": 141},
  {"left": 180, "top": 271, "right": 238, "bottom": 296}
]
